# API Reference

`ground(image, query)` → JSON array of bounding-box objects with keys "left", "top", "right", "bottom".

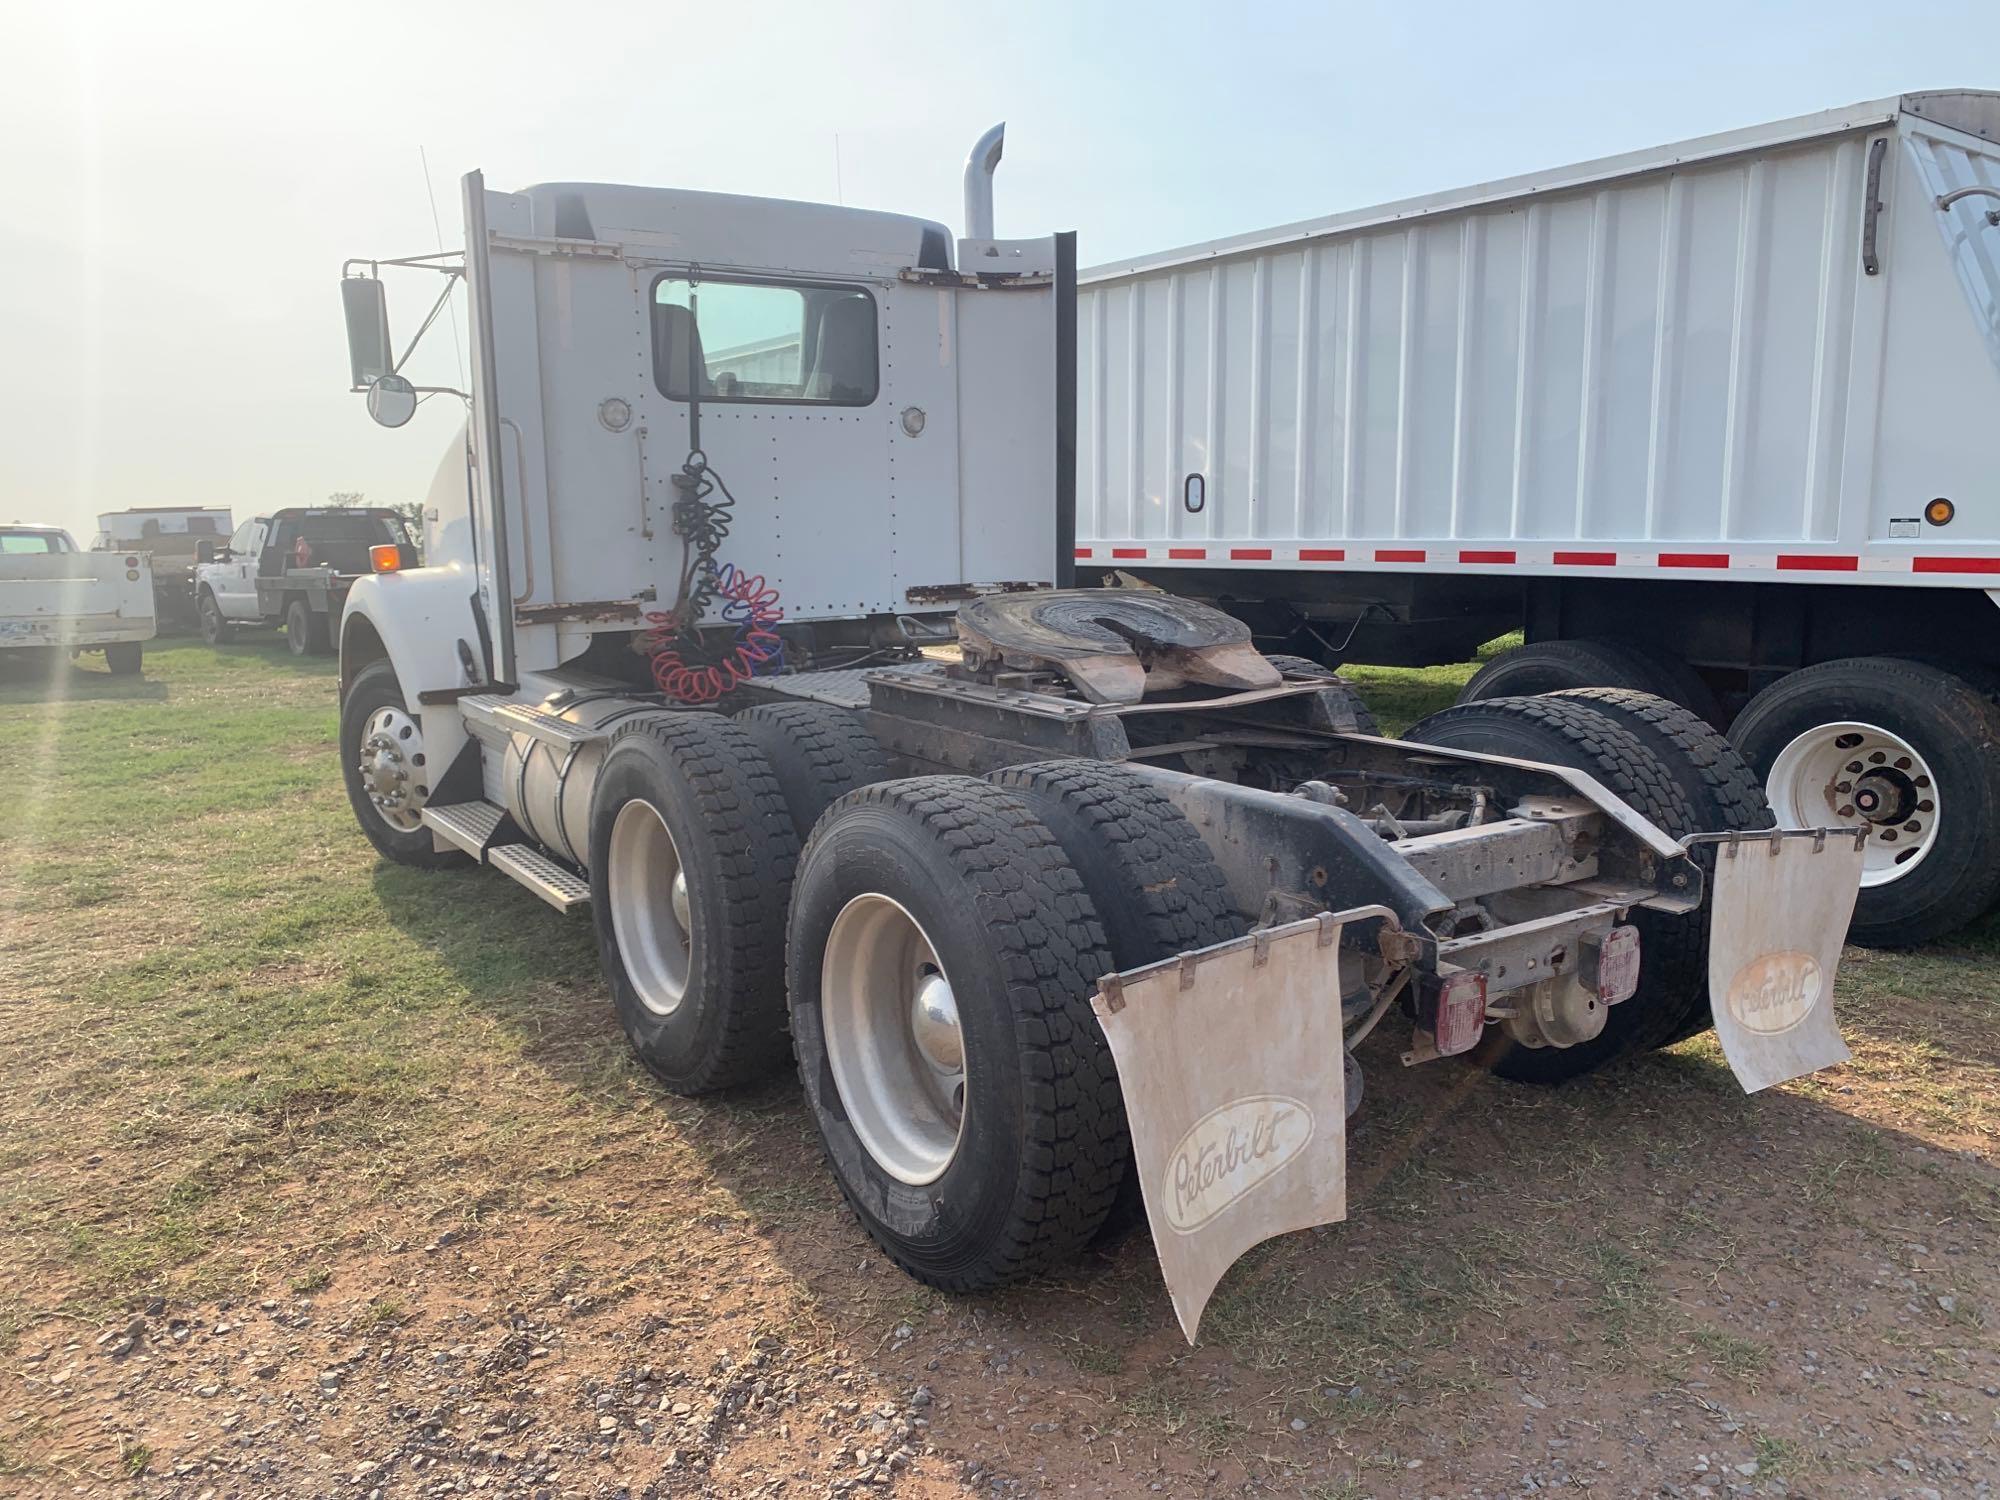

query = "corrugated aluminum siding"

[{"left": 1080, "top": 131, "right": 1884, "bottom": 551}]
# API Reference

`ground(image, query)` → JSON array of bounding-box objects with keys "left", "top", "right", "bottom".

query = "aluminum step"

[
  {"left": 488, "top": 843, "right": 591, "bottom": 912},
  {"left": 459, "top": 694, "right": 603, "bottom": 748},
  {"left": 420, "top": 799, "right": 507, "bottom": 859}
]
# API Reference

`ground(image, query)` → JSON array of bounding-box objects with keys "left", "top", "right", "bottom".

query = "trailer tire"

[
  {"left": 1460, "top": 638, "right": 1719, "bottom": 723},
  {"left": 286, "top": 598, "right": 331, "bottom": 657},
  {"left": 733, "top": 702, "right": 894, "bottom": 841},
  {"left": 1404, "top": 695, "right": 1716, "bottom": 1084},
  {"left": 787, "top": 777, "right": 1126, "bottom": 1289},
  {"left": 1264, "top": 654, "right": 1381, "bottom": 734},
  {"left": 1546, "top": 687, "right": 1774, "bottom": 1044},
  {"left": 589, "top": 715, "right": 800, "bottom": 1094},
  {"left": 103, "top": 642, "right": 143, "bottom": 677},
  {"left": 1729, "top": 657, "right": 2000, "bottom": 948},
  {"left": 198, "top": 590, "right": 231, "bottom": 646},
  {"left": 339, "top": 660, "right": 462, "bottom": 870}
]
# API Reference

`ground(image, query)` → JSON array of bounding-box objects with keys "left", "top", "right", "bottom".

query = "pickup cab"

[
  {"left": 0, "top": 524, "right": 155, "bottom": 675},
  {"left": 195, "top": 507, "right": 414, "bottom": 656}
]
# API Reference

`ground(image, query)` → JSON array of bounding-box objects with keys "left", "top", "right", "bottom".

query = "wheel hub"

[
  {"left": 607, "top": 800, "right": 693, "bottom": 1018},
  {"left": 358, "top": 707, "right": 428, "bottom": 831},
  {"left": 1766, "top": 721, "right": 1938, "bottom": 888},
  {"left": 821, "top": 894, "right": 967, "bottom": 1185}
]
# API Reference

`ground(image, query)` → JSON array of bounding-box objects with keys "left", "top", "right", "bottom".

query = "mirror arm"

[{"left": 391, "top": 270, "right": 465, "bottom": 376}]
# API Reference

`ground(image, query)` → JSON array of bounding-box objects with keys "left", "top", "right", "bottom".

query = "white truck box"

[
  {"left": 1077, "top": 90, "right": 2000, "bottom": 585},
  {"left": 0, "top": 526, "right": 155, "bottom": 671}
]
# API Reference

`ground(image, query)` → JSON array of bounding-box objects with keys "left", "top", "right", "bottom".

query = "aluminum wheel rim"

[
  {"left": 357, "top": 706, "right": 429, "bottom": 831},
  {"left": 1766, "top": 720, "right": 1940, "bottom": 888},
  {"left": 608, "top": 799, "right": 692, "bottom": 1017},
  {"left": 821, "top": 893, "right": 966, "bottom": 1186}
]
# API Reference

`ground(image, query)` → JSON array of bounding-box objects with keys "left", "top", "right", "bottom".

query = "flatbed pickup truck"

[
  {"left": 1, "top": 524, "right": 155, "bottom": 674},
  {"left": 195, "top": 507, "right": 415, "bottom": 655}
]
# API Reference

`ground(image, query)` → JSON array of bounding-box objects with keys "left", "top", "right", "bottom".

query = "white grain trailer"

[
  {"left": 336, "top": 130, "right": 1867, "bottom": 1339},
  {"left": 1077, "top": 90, "right": 2000, "bottom": 947}
]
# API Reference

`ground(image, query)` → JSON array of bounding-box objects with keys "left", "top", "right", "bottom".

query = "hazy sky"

[{"left": 6, "top": 0, "right": 1997, "bottom": 541}]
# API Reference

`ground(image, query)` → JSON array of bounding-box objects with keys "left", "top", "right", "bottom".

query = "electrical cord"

[{"left": 642, "top": 452, "right": 787, "bottom": 702}]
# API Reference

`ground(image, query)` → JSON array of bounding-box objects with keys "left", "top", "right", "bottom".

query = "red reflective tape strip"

[
  {"left": 1458, "top": 549, "right": 1516, "bottom": 565},
  {"left": 1375, "top": 548, "right": 1425, "bottom": 563},
  {"left": 1913, "top": 555, "right": 2000, "bottom": 574},
  {"left": 1776, "top": 554, "right": 1858, "bottom": 571},
  {"left": 1110, "top": 547, "right": 1146, "bottom": 559},
  {"left": 1299, "top": 548, "right": 1346, "bottom": 562},
  {"left": 1074, "top": 547, "right": 1092, "bottom": 559},
  {"left": 1553, "top": 551, "right": 1616, "bottom": 566},
  {"left": 1658, "top": 552, "right": 1729, "bottom": 568},
  {"left": 1229, "top": 547, "right": 1273, "bottom": 560},
  {"left": 1167, "top": 547, "right": 1206, "bottom": 560}
]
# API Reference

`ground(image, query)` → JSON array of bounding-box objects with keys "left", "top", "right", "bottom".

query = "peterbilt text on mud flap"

[{"left": 331, "top": 129, "right": 1867, "bottom": 1340}]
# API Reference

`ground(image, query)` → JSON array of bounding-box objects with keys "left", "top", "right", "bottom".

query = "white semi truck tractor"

[
  {"left": 336, "top": 131, "right": 1868, "bottom": 1339},
  {"left": 1076, "top": 89, "right": 2000, "bottom": 949}
]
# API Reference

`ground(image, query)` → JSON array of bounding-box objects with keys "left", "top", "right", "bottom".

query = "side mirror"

[
  {"left": 341, "top": 276, "right": 394, "bottom": 390},
  {"left": 367, "top": 374, "right": 419, "bottom": 429},
  {"left": 196, "top": 539, "right": 218, "bottom": 564}
]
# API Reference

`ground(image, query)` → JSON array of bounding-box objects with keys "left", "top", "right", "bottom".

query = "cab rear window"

[{"left": 651, "top": 277, "right": 877, "bottom": 406}]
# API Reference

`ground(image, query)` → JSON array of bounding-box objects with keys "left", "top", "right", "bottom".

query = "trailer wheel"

[
  {"left": 1405, "top": 695, "right": 1716, "bottom": 1084},
  {"left": 589, "top": 715, "right": 799, "bottom": 1094},
  {"left": 1729, "top": 657, "right": 2000, "bottom": 948},
  {"left": 286, "top": 599, "right": 331, "bottom": 657},
  {"left": 1546, "top": 688, "right": 1773, "bottom": 1044},
  {"left": 787, "top": 777, "right": 1125, "bottom": 1288},
  {"left": 733, "top": 702, "right": 894, "bottom": 840},
  {"left": 103, "top": 642, "right": 143, "bottom": 677},
  {"left": 1264, "top": 654, "right": 1382, "bottom": 734},
  {"left": 339, "top": 659, "right": 460, "bottom": 869},
  {"left": 198, "top": 590, "right": 231, "bottom": 646},
  {"left": 1459, "top": 638, "right": 1719, "bottom": 723}
]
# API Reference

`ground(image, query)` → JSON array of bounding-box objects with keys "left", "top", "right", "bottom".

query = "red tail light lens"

[
  {"left": 1585, "top": 925, "right": 1642, "bottom": 1005},
  {"left": 1433, "top": 970, "right": 1489, "bottom": 1057}
]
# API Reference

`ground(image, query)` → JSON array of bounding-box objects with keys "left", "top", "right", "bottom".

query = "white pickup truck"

[{"left": 0, "top": 524, "right": 155, "bottom": 675}]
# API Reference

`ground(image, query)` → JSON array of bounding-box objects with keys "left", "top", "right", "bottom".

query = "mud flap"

[
  {"left": 1700, "top": 828, "right": 1866, "bottom": 1093},
  {"left": 1091, "top": 908, "right": 1396, "bottom": 1343}
]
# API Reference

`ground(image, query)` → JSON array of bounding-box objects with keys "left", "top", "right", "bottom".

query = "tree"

[
  {"left": 326, "top": 490, "right": 366, "bottom": 509},
  {"left": 388, "top": 501, "right": 426, "bottom": 562}
]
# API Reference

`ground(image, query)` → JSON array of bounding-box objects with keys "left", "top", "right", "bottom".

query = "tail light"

[
  {"left": 369, "top": 544, "right": 402, "bottom": 573},
  {"left": 1581, "top": 925, "right": 1642, "bottom": 1005},
  {"left": 1431, "top": 969, "right": 1489, "bottom": 1057}
]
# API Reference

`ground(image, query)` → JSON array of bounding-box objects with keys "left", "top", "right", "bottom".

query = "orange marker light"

[
  {"left": 370, "top": 544, "right": 403, "bottom": 573},
  {"left": 1925, "top": 497, "right": 1955, "bottom": 526}
]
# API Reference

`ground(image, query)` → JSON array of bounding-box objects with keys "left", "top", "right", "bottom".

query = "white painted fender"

[{"left": 340, "top": 561, "right": 488, "bottom": 775}]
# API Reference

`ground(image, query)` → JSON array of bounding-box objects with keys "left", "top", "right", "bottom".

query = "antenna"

[{"left": 419, "top": 145, "right": 466, "bottom": 388}]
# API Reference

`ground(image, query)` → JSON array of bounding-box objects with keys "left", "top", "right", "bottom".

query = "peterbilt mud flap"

[
  {"left": 1092, "top": 908, "right": 1394, "bottom": 1343},
  {"left": 1698, "top": 828, "right": 1866, "bottom": 1093}
]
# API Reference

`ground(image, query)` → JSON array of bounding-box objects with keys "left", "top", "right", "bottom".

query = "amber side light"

[
  {"left": 370, "top": 544, "right": 402, "bottom": 573},
  {"left": 1925, "top": 497, "right": 1955, "bottom": 526}
]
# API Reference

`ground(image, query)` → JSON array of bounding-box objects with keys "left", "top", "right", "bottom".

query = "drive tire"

[
  {"left": 1459, "top": 638, "right": 1720, "bottom": 723},
  {"left": 787, "top": 777, "right": 1126, "bottom": 1289},
  {"left": 1546, "top": 687, "right": 1773, "bottom": 1044},
  {"left": 103, "top": 642, "right": 143, "bottom": 677},
  {"left": 198, "top": 590, "right": 231, "bottom": 646},
  {"left": 989, "top": 759, "right": 1244, "bottom": 1240},
  {"left": 1728, "top": 657, "right": 2000, "bottom": 948},
  {"left": 733, "top": 702, "right": 895, "bottom": 841},
  {"left": 588, "top": 714, "right": 800, "bottom": 1094},
  {"left": 1264, "top": 654, "right": 1382, "bottom": 734},
  {"left": 1405, "top": 695, "right": 1717, "bottom": 1084},
  {"left": 339, "top": 660, "right": 462, "bottom": 870}
]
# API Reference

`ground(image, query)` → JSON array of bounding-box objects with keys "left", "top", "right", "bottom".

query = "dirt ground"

[{"left": 2, "top": 643, "right": 1997, "bottom": 1499}]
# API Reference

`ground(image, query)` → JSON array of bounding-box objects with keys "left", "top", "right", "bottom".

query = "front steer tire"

[
  {"left": 588, "top": 715, "right": 800, "bottom": 1094},
  {"left": 787, "top": 777, "right": 1127, "bottom": 1290},
  {"left": 339, "top": 660, "right": 461, "bottom": 870},
  {"left": 198, "top": 591, "right": 231, "bottom": 646},
  {"left": 1405, "top": 695, "right": 1721, "bottom": 1085}
]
